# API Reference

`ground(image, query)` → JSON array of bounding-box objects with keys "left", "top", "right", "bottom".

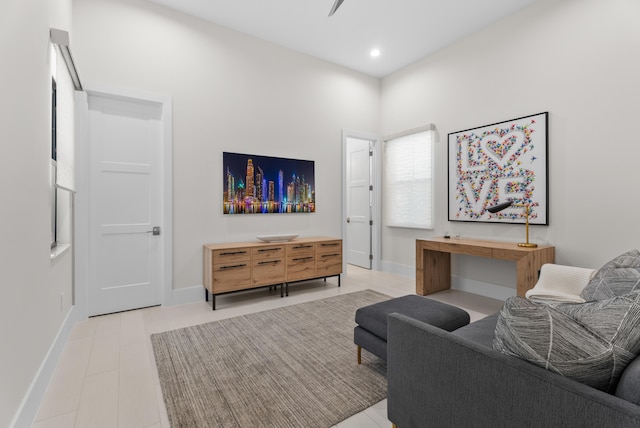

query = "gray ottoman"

[{"left": 354, "top": 294, "right": 470, "bottom": 363}]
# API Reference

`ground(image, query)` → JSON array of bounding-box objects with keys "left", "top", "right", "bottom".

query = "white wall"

[
  {"left": 381, "top": 0, "right": 640, "bottom": 289},
  {"left": 72, "top": 0, "right": 381, "bottom": 291},
  {"left": 0, "top": 0, "right": 74, "bottom": 426}
]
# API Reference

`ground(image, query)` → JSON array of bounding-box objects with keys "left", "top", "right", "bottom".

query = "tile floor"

[{"left": 32, "top": 265, "right": 504, "bottom": 428}]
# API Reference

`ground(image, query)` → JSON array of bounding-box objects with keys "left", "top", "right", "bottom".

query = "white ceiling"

[{"left": 147, "top": 0, "right": 539, "bottom": 78}]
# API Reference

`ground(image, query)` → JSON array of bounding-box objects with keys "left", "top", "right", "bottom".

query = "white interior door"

[
  {"left": 87, "top": 93, "right": 164, "bottom": 316},
  {"left": 346, "top": 137, "right": 372, "bottom": 269}
]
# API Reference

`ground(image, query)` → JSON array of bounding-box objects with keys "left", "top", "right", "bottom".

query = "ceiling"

[{"left": 147, "top": 0, "right": 539, "bottom": 78}]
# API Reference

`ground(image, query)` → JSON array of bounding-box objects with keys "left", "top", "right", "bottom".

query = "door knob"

[
  {"left": 148, "top": 226, "right": 161, "bottom": 236},
  {"left": 346, "top": 218, "right": 350, "bottom": 223}
]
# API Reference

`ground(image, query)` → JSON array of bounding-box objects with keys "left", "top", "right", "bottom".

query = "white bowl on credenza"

[{"left": 256, "top": 234, "right": 299, "bottom": 243}]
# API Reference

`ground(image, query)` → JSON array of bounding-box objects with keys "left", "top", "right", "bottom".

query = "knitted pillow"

[
  {"left": 493, "top": 293, "right": 640, "bottom": 393},
  {"left": 580, "top": 250, "right": 640, "bottom": 301},
  {"left": 525, "top": 263, "right": 596, "bottom": 304}
]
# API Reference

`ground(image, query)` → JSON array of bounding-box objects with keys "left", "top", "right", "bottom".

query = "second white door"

[{"left": 346, "top": 137, "right": 372, "bottom": 269}]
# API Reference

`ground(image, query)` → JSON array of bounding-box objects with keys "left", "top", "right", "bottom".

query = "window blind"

[{"left": 384, "top": 127, "right": 434, "bottom": 229}]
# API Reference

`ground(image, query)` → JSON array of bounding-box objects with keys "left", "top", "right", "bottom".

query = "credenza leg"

[
  {"left": 286, "top": 283, "right": 289, "bottom": 297},
  {"left": 205, "top": 288, "right": 209, "bottom": 302},
  {"left": 212, "top": 295, "right": 216, "bottom": 311},
  {"left": 338, "top": 275, "right": 341, "bottom": 287}
]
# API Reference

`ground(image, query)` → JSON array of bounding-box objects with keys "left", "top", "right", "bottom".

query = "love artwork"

[{"left": 447, "top": 112, "right": 548, "bottom": 224}]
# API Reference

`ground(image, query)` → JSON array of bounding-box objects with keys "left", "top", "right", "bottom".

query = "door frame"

[
  {"left": 341, "top": 129, "right": 381, "bottom": 271},
  {"left": 74, "top": 82, "right": 173, "bottom": 317}
]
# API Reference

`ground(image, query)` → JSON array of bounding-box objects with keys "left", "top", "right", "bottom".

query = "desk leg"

[
  {"left": 516, "top": 247, "right": 555, "bottom": 297},
  {"left": 416, "top": 244, "right": 452, "bottom": 295}
]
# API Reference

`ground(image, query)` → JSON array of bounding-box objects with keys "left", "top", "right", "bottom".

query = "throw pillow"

[
  {"left": 493, "top": 293, "right": 640, "bottom": 393},
  {"left": 525, "top": 263, "right": 596, "bottom": 304},
  {"left": 580, "top": 249, "right": 640, "bottom": 301}
]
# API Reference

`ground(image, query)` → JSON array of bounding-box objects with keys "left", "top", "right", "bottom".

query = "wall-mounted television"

[{"left": 223, "top": 152, "right": 315, "bottom": 214}]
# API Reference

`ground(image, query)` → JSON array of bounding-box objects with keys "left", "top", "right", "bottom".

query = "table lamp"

[{"left": 487, "top": 201, "right": 537, "bottom": 248}]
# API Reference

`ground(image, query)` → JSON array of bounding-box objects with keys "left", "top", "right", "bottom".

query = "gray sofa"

[{"left": 387, "top": 312, "right": 640, "bottom": 427}]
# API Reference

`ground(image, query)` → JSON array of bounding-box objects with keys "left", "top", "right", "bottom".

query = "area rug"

[{"left": 151, "top": 290, "right": 390, "bottom": 427}]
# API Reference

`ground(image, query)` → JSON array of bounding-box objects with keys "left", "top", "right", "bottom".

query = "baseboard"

[
  {"left": 378, "top": 260, "right": 513, "bottom": 301},
  {"left": 11, "top": 306, "right": 85, "bottom": 428},
  {"left": 379, "top": 260, "right": 415, "bottom": 278},
  {"left": 451, "top": 275, "right": 515, "bottom": 301},
  {"left": 170, "top": 285, "right": 205, "bottom": 306}
]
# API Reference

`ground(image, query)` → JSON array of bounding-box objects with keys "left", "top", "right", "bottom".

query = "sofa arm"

[{"left": 387, "top": 313, "right": 640, "bottom": 428}]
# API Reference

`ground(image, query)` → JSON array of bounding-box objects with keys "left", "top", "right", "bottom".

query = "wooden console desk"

[{"left": 416, "top": 237, "right": 555, "bottom": 297}]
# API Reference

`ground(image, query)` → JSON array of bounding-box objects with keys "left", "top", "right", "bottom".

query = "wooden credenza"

[
  {"left": 203, "top": 237, "right": 342, "bottom": 310},
  {"left": 416, "top": 237, "right": 555, "bottom": 298}
]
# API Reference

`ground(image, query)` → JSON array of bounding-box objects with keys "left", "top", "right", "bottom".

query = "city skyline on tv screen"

[{"left": 223, "top": 152, "right": 315, "bottom": 214}]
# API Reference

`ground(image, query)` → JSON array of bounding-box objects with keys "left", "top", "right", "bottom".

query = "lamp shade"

[
  {"left": 487, "top": 201, "right": 513, "bottom": 214},
  {"left": 328, "top": 0, "right": 345, "bottom": 16}
]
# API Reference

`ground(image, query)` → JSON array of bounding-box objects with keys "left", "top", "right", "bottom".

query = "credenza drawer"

[
  {"left": 212, "top": 262, "right": 251, "bottom": 292},
  {"left": 286, "top": 255, "right": 316, "bottom": 281},
  {"left": 317, "top": 240, "right": 341, "bottom": 254},
  {"left": 252, "top": 245, "right": 285, "bottom": 261},
  {"left": 287, "top": 242, "right": 316, "bottom": 256},
  {"left": 252, "top": 258, "right": 285, "bottom": 286},
  {"left": 212, "top": 248, "right": 251, "bottom": 264},
  {"left": 317, "top": 252, "right": 342, "bottom": 276}
]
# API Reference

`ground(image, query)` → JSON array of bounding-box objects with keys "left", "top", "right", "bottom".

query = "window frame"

[{"left": 51, "top": 76, "right": 58, "bottom": 249}]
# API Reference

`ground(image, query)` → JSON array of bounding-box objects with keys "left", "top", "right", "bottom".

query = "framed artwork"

[
  {"left": 223, "top": 152, "right": 315, "bottom": 214},
  {"left": 447, "top": 112, "right": 548, "bottom": 224}
]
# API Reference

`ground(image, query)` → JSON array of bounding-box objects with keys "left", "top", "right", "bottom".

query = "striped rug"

[{"left": 151, "top": 290, "right": 389, "bottom": 427}]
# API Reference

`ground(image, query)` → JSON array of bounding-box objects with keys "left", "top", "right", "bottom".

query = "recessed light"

[{"left": 370, "top": 48, "right": 381, "bottom": 58}]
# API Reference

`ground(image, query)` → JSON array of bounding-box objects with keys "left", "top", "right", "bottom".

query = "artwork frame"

[
  {"left": 223, "top": 152, "right": 315, "bottom": 215},
  {"left": 447, "top": 112, "right": 549, "bottom": 225}
]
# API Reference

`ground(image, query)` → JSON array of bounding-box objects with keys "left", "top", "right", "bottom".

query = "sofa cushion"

[
  {"left": 452, "top": 313, "right": 499, "bottom": 349},
  {"left": 493, "top": 293, "right": 640, "bottom": 393},
  {"left": 615, "top": 354, "right": 640, "bottom": 405},
  {"left": 580, "top": 249, "right": 640, "bottom": 301}
]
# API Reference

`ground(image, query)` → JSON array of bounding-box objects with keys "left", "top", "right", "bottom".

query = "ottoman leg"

[{"left": 357, "top": 345, "right": 362, "bottom": 365}]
